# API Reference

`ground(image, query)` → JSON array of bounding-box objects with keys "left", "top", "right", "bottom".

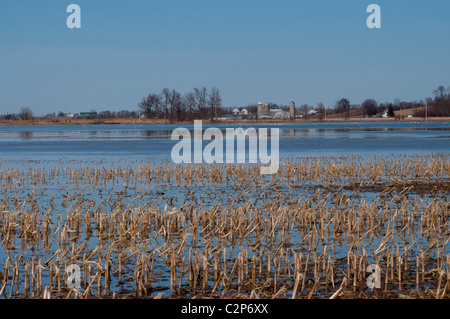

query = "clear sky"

[{"left": 1, "top": 0, "right": 449, "bottom": 115}]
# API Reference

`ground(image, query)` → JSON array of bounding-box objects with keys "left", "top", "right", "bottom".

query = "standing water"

[{"left": 0, "top": 121, "right": 449, "bottom": 299}]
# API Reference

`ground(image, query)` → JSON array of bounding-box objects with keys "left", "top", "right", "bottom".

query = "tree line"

[
  {"left": 413, "top": 85, "right": 450, "bottom": 117},
  {"left": 331, "top": 85, "right": 450, "bottom": 119},
  {"left": 2, "top": 85, "right": 449, "bottom": 121},
  {"left": 138, "top": 87, "right": 224, "bottom": 122}
]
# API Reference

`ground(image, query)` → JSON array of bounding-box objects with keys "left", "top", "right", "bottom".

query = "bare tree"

[
  {"left": 433, "top": 85, "right": 446, "bottom": 99},
  {"left": 431, "top": 85, "right": 450, "bottom": 117},
  {"left": 19, "top": 107, "right": 33, "bottom": 120},
  {"left": 301, "top": 104, "right": 309, "bottom": 120},
  {"left": 335, "top": 98, "right": 350, "bottom": 118},
  {"left": 138, "top": 93, "right": 160, "bottom": 118},
  {"left": 170, "top": 90, "right": 184, "bottom": 121},
  {"left": 208, "top": 87, "right": 222, "bottom": 121},
  {"left": 161, "top": 88, "right": 172, "bottom": 119},
  {"left": 317, "top": 102, "right": 326, "bottom": 120},
  {"left": 193, "top": 87, "right": 208, "bottom": 119},
  {"left": 137, "top": 86, "right": 224, "bottom": 121},
  {"left": 393, "top": 98, "right": 401, "bottom": 109},
  {"left": 362, "top": 99, "right": 378, "bottom": 117},
  {"left": 184, "top": 92, "right": 197, "bottom": 120}
]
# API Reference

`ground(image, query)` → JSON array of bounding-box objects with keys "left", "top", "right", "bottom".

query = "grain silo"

[
  {"left": 257, "top": 102, "right": 263, "bottom": 117},
  {"left": 289, "top": 101, "right": 295, "bottom": 119}
]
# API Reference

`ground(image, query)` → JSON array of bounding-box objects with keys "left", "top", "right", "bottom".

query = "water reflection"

[
  {"left": 19, "top": 131, "right": 33, "bottom": 140},
  {"left": 0, "top": 124, "right": 449, "bottom": 141}
]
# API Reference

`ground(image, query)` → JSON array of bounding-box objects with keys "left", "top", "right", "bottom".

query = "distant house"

[
  {"left": 258, "top": 108, "right": 291, "bottom": 119},
  {"left": 259, "top": 112, "right": 272, "bottom": 119},
  {"left": 381, "top": 110, "right": 389, "bottom": 118},
  {"left": 77, "top": 112, "right": 98, "bottom": 119},
  {"left": 272, "top": 110, "right": 290, "bottom": 119},
  {"left": 232, "top": 108, "right": 249, "bottom": 116},
  {"left": 79, "top": 112, "right": 98, "bottom": 116}
]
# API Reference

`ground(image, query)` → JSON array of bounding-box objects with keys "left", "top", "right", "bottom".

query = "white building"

[
  {"left": 273, "top": 110, "right": 290, "bottom": 119},
  {"left": 258, "top": 108, "right": 290, "bottom": 119},
  {"left": 232, "top": 108, "right": 249, "bottom": 116}
]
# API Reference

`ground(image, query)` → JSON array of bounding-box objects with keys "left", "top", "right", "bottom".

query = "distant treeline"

[
  {"left": 361, "top": 85, "right": 450, "bottom": 118},
  {"left": 2, "top": 85, "right": 449, "bottom": 121},
  {"left": 413, "top": 85, "right": 450, "bottom": 117},
  {"left": 138, "top": 87, "right": 225, "bottom": 121},
  {"left": 303, "top": 85, "right": 450, "bottom": 119},
  {"left": 0, "top": 109, "right": 140, "bottom": 121}
]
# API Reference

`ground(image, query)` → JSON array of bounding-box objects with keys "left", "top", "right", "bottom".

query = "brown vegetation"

[{"left": 0, "top": 154, "right": 449, "bottom": 299}]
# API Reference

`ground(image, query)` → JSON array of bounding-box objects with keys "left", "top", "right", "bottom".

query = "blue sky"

[{"left": 0, "top": 0, "right": 449, "bottom": 115}]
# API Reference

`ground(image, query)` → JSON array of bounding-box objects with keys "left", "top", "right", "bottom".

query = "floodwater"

[
  {"left": 0, "top": 121, "right": 449, "bottom": 299},
  {"left": 0, "top": 121, "right": 449, "bottom": 165}
]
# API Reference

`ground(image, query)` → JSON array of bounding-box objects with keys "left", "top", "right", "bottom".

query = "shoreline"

[{"left": 0, "top": 116, "right": 449, "bottom": 126}]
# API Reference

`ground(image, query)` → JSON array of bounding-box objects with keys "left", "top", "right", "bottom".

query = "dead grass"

[{"left": 0, "top": 154, "right": 449, "bottom": 299}]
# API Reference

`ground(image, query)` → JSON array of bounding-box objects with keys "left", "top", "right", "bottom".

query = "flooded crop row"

[{"left": 0, "top": 153, "right": 448, "bottom": 299}]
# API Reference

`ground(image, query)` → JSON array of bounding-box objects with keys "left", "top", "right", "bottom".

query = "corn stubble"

[{"left": 0, "top": 154, "right": 449, "bottom": 299}]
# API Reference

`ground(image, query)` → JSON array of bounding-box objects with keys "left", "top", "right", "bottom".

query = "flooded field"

[
  {"left": 0, "top": 121, "right": 449, "bottom": 161},
  {"left": 0, "top": 122, "right": 449, "bottom": 299}
]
